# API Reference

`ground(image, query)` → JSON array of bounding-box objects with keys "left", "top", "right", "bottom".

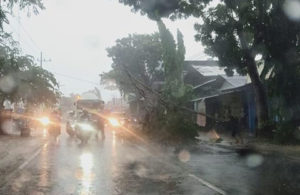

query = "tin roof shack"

[
  {"left": 199, "top": 84, "right": 256, "bottom": 135},
  {"left": 184, "top": 60, "right": 255, "bottom": 135},
  {"left": 184, "top": 60, "right": 220, "bottom": 87}
]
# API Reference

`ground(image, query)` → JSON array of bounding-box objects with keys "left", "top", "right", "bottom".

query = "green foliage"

[
  {"left": 157, "top": 20, "right": 185, "bottom": 98},
  {"left": 119, "top": 0, "right": 208, "bottom": 20},
  {"left": 144, "top": 95, "right": 198, "bottom": 143},
  {"left": 17, "top": 66, "right": 60, "bottom": 106},
  {"left": 176, "top": 29, "right": 185, "bottom": 71},
  {"left": 0, "top": 0, "right": 57, "bottom": 136},
  {"left": 151, "top": 108, "right": 199, "bottom": 143},
  {"left": 0, "top": 34, "right": 60, "bottom": 107},
  {"left": 0, "top": 0, "right": 44, "bottom": 29},
  {"left": 119, "top": 0, "right": 300, "bottom": 137},
  {"left": 273, "top": 122, "right": 300, "bottom": 145},
  {"left": 155, "top": 21, "right": 198, "bottom": 141},
  {"left": 105, "top": 27, "right": 198, "bottom": 141},
  {"left": 102, "top": 33, "right": 163, "bottom": 95}
]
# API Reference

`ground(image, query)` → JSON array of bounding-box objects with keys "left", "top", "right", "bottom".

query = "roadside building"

[{"left": 184, "top": 60, "right": 256, "bottom": 135}]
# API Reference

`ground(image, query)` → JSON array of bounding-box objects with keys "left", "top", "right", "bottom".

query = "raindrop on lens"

[
  {"left": 283, "top": 0, "right": 300, "bottom": 21},
  {"left": 134, "top": 164, "right": 148, "bottom": 178},
  {"left": 1, "top": 120, "right": 14, "bottom": 134},
  {"left": 178, "top": 150, "right": 190, "bottom": 162},
  {"left": 246, "top": 154, "right": 264, "bottom": 168},
  {"left": 0, "top": 76, "right": 16, "bottom": 93}
]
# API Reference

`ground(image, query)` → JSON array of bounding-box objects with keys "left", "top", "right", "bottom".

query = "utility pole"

[
  {"left": 39, "top": 52, "right": 51, "bottom": 68},
  {"left": 40, "top": 52, "right": 42, "bottom": 67}
]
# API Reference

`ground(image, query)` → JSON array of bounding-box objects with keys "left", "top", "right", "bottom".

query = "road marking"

[
  {"left": 3, "top": 142, "right": 47, "bottom": 186},
  {"left": 131, "top": 141, "right": 227, "bottom": 195},
  {"left": 17, "top": 143, "right": 47, "bottom": 170},
  {"left": 189, "top": 174, "right": 226, "bottom": 195}
]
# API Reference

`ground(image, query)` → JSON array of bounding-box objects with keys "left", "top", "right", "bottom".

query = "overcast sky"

[{"left": 4, "top": 0, "right": 207, "bottom": 101}]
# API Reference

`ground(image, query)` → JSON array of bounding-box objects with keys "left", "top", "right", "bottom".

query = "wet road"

[
  {"left": 0, "top": 129, "right": 217, "bottom": 195},
  {"left": 1, "top": 128, "right": 300, "bottom": 195},
  {"left": 186, "top": 144, "right": 300, "bottom": 195},
  {"left": 1, "top": 131, "right": 119, "bottom": 194}
]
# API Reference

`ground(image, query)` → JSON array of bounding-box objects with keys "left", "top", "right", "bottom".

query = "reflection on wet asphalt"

[
  {"left": 187, "top": 144, "right": 300, "bottom": 195},
  {"left": 1, "top": 129, "right": 194, "bottom": 195},
  {"left": 1, "top": 130, "right": 300, "bottom": 195},
  {"left": 1, "top": 130, "right": 124, "bottom": 194},
  {"left": 49, "top": 130, "right": 120, "bottom": 195}
]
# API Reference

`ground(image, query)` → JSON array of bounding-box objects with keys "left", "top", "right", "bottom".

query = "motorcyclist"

[
  {"left": 49, "top": 110, "right": 61, "bottom": 138},
  {"left": 79, "top": 110, "right": 90, "bottom": 122},
  {"left": 75, "top": 110, "right": 94, "bottom": 144},
  {"left": 92, "top": 112, "right": 105, "bottom": 140}
]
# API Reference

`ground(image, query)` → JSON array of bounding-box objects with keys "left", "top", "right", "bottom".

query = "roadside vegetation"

[
  {"left": 102, "top": 0, "right": 300, "bottom": 144},
  {"left": 0, "top": 0, "right": 60, "bottom": 134}
]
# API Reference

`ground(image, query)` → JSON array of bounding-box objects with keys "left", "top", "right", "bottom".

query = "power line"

[
  {"left": 16, "top": 21, "right": 52, "bottom": 67},
  {"left": 19, "top": 22, "right": 42, "bottom": 52},
  {"left": 52, "top": 72, "right": 99, "bottom": 85},
  {"left": 7, "top": 21, "right": 40, "bottom": 54},
  {"left": 9, "top": 18, "right": 51, "bottom": 67},
  {"left": 6, "top": 18, "right": 99, "bottom": 87}
]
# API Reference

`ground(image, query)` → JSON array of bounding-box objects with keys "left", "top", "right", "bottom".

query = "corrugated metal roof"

[
  {"left": 193, "top": 79, "right": 217, "bottom": 89},
  {"left": 184, "top": 60, "right": 219, "bottom": 66},
  {"left": 192, "top": 65, "right": 226, "bottom": 76},
  {"left": 220, "top": 76, "right": 247, "bottom": 90}
]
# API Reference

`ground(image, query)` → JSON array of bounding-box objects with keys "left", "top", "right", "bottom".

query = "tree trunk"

[
  {"left": 237, "top": 29, "right": 270, "bottom": 136},
  {"left": 245, "top": 52, "right": 270, "bottom": 136}
]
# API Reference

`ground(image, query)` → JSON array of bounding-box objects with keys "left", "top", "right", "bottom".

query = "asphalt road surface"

[{"left": 0, "top": 127, "right": 300, "bottom": 195}]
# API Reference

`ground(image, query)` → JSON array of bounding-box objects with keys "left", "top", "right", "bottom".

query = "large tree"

[
  {"left": 103, "top": 25, "right": 198, "bottom": 141},
  {"left": 0, "top": 0, "right": 44, "bottom": 29},
  {"left": 157, "top": 20, "right": 185, "bottom": 98},
  {"left": 101, "top": 33, "right": 163, "bottom": 97},
  {"left": 0, "top": 37, "right": 59, "bottom": 106},
  {"left": 0, "top": 37, "right": 59, "bottom": 134},
  {"left": 119, "top": 0, "right": 300, "bottom": 135}
]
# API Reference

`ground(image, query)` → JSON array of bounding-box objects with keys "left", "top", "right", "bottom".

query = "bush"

[
  {"left": 141, "top": 106, "right": 199, "bottom": 144},
  {"left": 166, "top": 112, "right": 199, "bottom": 141}
]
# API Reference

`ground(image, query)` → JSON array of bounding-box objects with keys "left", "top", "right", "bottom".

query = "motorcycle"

[
  {"left": 48, "top": 124, "right": 61, "bottom": 139},
  {"left": 18, "top": 119, "right": 30, "bottom": 137},
  {"left": 74, "top": 121, "right": 96, "bottom": 144},
  {"left": 39, "top": 115, "right": 61, "bottom": 139}
]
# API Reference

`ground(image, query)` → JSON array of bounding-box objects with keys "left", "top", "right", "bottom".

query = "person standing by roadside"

[
  {"left": 92, "top": 112, "right": 105, "bottom": 141},
  {"left": 229, "top": 110, "right": 244, "bottom": 144}
]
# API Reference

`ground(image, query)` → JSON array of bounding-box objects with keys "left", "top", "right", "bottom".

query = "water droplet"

[
  {"left": 1, "top": 119, "right": 16, "bottom": 134},
  {"left": 283, "top": 0, "right": 300, "bottom": 21},
  {"left": 246, "top": 154, "right": 264, "bottom": 167},
  {"left": 134, "top": 164, "right": 148, "bottom": 178},
  {"left": 0, "top": 76, "right": 16, "bottom": 93},
  {"left": 178, "top": 149, "right": 190, "bottom": 162}
]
